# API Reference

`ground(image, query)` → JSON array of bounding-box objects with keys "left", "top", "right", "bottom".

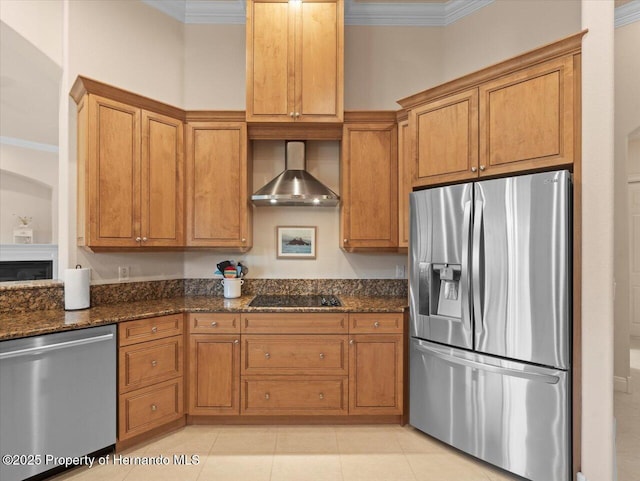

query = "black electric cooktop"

[{"left": 249, "top": 295, "right": 341, "bottom": 308}]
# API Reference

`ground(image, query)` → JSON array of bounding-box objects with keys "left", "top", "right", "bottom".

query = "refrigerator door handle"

[
  {"left": 413, "top": 340, "right": 560, "bottom": 385},
  {"left": 472, "top": 199, "right": 484, "bottom": 337},
  {"left": 460, "top": 200, "right": 473, "bottom": 334}
]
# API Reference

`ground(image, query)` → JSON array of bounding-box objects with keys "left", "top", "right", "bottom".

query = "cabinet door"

[
  {"left": 188, "top": 335, "right": 240, "bottom": 415},
  {"left": 87, "top": 95, "right": 141, "bottom": 247},
  {"left": 411, "top": 88, "right": 479, "bottom": 188},
  {"left": 479, "top": 55, "right": 575, "bottom": 176},
  {"left": 397, "top": 118, "right": 411, "bottom": 249},
  {"left": 349, "top": 334, "right": 403, "bottom": 415},
  {"left": 141, "top": 111, "right": 184, "bottom": 247},
  {"left": 246, "top": 0, "right": 293, "bottom": 122},
  {"left": 185, "top": 122, "right": 251, "bottom": 249},
  {"left": 341, "top": 122, "right": 398, "bottom": 251},
  {"left": 296, "top": 0, "right": 343, "bottom": 122}
]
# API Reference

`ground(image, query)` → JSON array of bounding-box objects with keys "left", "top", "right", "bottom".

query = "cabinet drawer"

[
  {"left": 119, "top": 315, "right": 183, "bottom": 346},
  {"left": 349, "top": 313, "right": 404, "bottom": 333},
  {"left": 241, "top": 376, "right": 347, "bottom": 415},
  {"left": 119, "top": 336, "right": 183, "bottom": 393},
  {"left": 242, "top": 335, "right": 348, "bottom": 375},
  {"left": 241, "top": 313, "right": 348, "bottom": 334},
  {"left": 189, "top": 312, "right": 240, "bottom": 334},
  {"left": 118, "top": 378, "right": 183, "bottom": 441}
]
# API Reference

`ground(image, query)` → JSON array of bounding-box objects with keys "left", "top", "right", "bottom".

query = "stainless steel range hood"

[{"left": 252, "top": 141, "right": 339, "bottom": 206}]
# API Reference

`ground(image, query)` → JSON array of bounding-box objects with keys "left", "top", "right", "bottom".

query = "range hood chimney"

[{"left": 252, "top": 141, "right": 339, "bottom": 206}]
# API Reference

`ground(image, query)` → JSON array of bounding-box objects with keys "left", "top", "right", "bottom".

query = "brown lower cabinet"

[
  {"left": 117, "top": 315, "right": 185, "bottom": 442},
  {"left": 119, "top": 311, "right": 405, "bottom": 444},
  {"left": 187, "top": 313, "right": 241, "bottom": 415}
]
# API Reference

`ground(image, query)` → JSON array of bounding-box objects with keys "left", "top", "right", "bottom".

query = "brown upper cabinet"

[
  {"left": 246, "top": 0, "right": 344, "bottom": 123},
  {"left": 398, "top": 32, "right": 583, "bottom": 189},
  {"left": 341, "top": 113, "right": 398, "bottom": 252},
  {"left": 397, "top": 114, "right": 411, "bottom": 250},
  {"left": 184, "top": 116, "right": 252, "bottom": 251},
  {"left": 72, "top": 79, "right": 184, "bottom": 250}
]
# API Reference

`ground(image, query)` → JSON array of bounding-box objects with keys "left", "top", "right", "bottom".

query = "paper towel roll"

[{"left": 65, "top": 267, "right": 90, "bottom": 310}]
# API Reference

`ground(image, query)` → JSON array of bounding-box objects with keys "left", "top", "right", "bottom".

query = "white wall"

[
  {"left": 0, "top": 0, "right": 63, "bottom": 66},
  {"left": 0, "top": 144, "right": 58, "bottom": 244},
  {"left": 613, "top": 20, "right": 640, "bottom": 390},
  {"left": 184, "top": 24, "right": 246, "bottom": 110},
  {"left": 581, "top": 1, "right": 615, "bottom": 479},
  {"left": 441, "top": 0, "right": 581, "bottom": 82},
  {"left": 345, "top": 25, "right": 444, "bottom": 109}
]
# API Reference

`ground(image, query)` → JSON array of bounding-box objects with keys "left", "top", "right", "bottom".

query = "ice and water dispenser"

[{"left": 420, "top": 263, "right": 462, "bottom": 320}]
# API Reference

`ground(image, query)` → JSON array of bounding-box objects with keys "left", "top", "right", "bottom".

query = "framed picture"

[{"left": 276, "top": 226, "right": 317, "bottom": 259}]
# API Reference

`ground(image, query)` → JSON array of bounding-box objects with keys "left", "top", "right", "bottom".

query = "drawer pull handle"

[
  {"left": 151, "top": 404, "right": 157, "bottom": 412},
  {"left": 265, "top": 353, "right": 271, "bottom": 359},
  {"left": 319, "top": 353, "right": 325, "bottom": 360},
  {"left": 265, "top": 393, "right": 270, "bottom": 400},
  {"left": 151, "top": 360, "right": 157, "bottom": 367},
  {"left": 374, "top": 321, "right": 380, "bottom": 328},
  {"left": 211, "top": 321, "right": 218, "bottom": 327},
  {"left": 319, "top": 393, "right": 324, "bottom": 400},
  {"left": 151, "top": 327, "right": 158, "bottom": 333}
]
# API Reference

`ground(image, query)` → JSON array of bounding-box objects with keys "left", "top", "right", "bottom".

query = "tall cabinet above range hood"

[{"left": 252, "top": 141, "right": 339, "bottom": 206}]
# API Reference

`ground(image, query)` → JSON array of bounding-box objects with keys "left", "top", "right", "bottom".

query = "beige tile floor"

[
  {"left": 614, "top": 337, "right": 640, "bottom": 481},
  {"left": 50, "top": 337, "right": 640, "bottom": 481},
  {"left": 53, "top": 424, "right": 521, "bottom": 481}
]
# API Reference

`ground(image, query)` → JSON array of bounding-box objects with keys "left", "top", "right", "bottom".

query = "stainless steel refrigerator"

[{"left": 409, "top": 170, "right": 571, "bottom": 481}]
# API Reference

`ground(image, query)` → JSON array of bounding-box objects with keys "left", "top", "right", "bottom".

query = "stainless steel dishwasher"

[{"left": 0, "top": 324, "right": 116, "bottom": 481}]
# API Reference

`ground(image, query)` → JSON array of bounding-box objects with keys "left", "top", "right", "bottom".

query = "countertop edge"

[{"left": 0, "top": 295, "right": 409, "bottom": 341}]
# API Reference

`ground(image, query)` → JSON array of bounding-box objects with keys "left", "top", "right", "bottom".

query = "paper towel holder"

[{"left": 65, "top": 264, "right": 91, "bottom": 311}]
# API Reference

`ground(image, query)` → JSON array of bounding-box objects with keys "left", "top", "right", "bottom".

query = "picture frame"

[{"left": 276, "top": 226, "right": 317, "bottom": 259}]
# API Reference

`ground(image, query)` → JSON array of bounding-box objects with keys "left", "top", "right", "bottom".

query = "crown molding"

[
  {"left": 143, "top": 0, "right": 494, "bottom": 26},
  {"left": 345, "top": 0, "right": 494, "bottom": 26},
  {"left": 143, "top": 0, "right": 638, "bottom": 27},
  {"left": 0, "top": 136, "right": 58, "bottom": 153},
  {"left": 142, "top": 0, "right": 186, "bottom": 22},
  {"left": 615, "top": 0, "right": 640, "bottom": 28},
  {"left": 185, "top": 0, "right": 245, "bottom": 24}
]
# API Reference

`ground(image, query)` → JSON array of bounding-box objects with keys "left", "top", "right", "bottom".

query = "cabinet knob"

[
  {"left": 151, "top": 326, "right": 158, "bottom": 333},
  {"left": 295, "top": 112, "right": 300, "bottom": 118},
  {"left": 479, "top": 165, "right": 486, "bottom": 171},
  {"left": 142, "top": 237, "right": 148, "bottom": 242},
  {"left": 234, "top": 339, "right": 239, "bottom": 344},
  {"left": 151, "top": 360, "right": 157, "bottom": 367},
  {"left": 349, "top": 339, "right": 355, "bottom": 345},
  {"left": 151, "top": 404, "right": 157, "bottom": 412},
  {"left": 265, "top": 393, "right": 270, "bottom": 400},
  {"left": 241, "top": 238, "right": 246, "bottom": 243},
  {"left": 471, "top": 167, "right": 477, "bottom": 173},
  {"left": 343, "top": 239, "right": 348, "bottom": 243},
  {"left": 319, "top": 353, "right": 325, "bottom": 360},
  {"left": 373, "top": 321, "right": 380, "bottom": 328},
  {"left": 136, "top": 237, "right": 142, "bottom": 242},
  {"left": 211, "top": 321, "right": 218, "bottom": 327},
  {"left": 319, "top": 393, "right": 324, "bottom": 400},
  {"left": 265, "top": 352, "right": 271, "bottom": 359},
  {"left": 289, "top": 112, "right": 294, "bottom": 118}
]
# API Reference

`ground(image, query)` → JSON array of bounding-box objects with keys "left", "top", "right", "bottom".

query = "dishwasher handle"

[{"left": 0, "top": 333, "right": 114, "bottom": 360}]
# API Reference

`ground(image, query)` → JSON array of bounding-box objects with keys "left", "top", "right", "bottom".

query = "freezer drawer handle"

[
  {"left": 0, "top": 333, "right": 114, "bottom": 360},
  {"left": 413, "top": 342, "right": 560, "bottom": 385}
]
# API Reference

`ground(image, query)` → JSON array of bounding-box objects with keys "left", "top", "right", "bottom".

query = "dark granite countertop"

[{"left": 0, "top": 295, "right": 408, "bottom": 341}]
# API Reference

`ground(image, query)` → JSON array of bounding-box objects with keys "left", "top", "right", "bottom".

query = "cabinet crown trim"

[{"left": 397, "top": 30, "right": 586, "bottom": 109}]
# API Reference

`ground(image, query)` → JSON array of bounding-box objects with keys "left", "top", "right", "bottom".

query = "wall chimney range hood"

[{"left": 252, "top": 141, "right": 339, "bottom": 206}]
